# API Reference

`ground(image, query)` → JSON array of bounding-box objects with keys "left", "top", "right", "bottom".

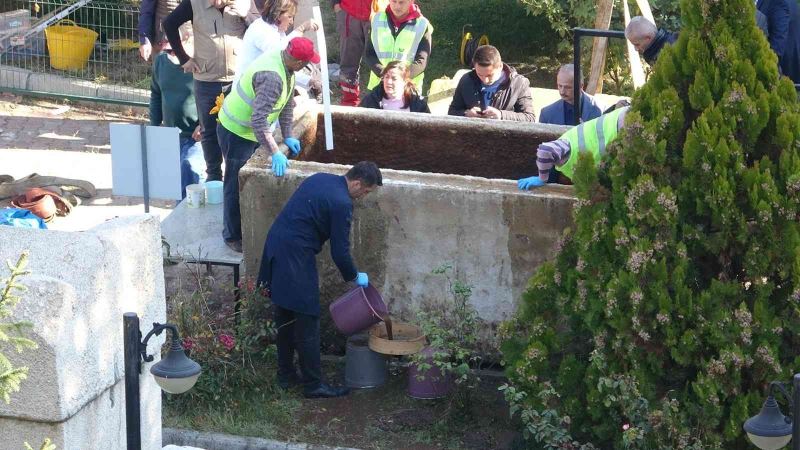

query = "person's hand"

[
  {"left": 285, "top": 137, "right": 301, "bottom": 156},
  {"left": 356, "top": 272, "right": 369, "bottom": 287},
  {"left": 139, "top": 40, "right": 152, "bottom": 61},
  {"left": 481, "top": 106, "right": 502, "bottom": 120},
  {"left": 271, "top": 152, "right": 289, "bottom": 176},
  {"left": 226, "top": 0, "right": 248, "bottom": 17},
  {"left": 299, "top": 19, "right": 319, "bottom": 33},
  {"left": 182, "top": 58, "right": 200, "bottom": 73},
  {"left": 518, "top": 176, "right": 546, "bottom": 190},
  {"left": 333, "top": 3, "right": 342, "bottom": 13},
  {"left": 192, "top": 125, "right": 202, "bottom": 142},
  {"left": 464, "top": 107, "right": 483, "bottom": 118}
]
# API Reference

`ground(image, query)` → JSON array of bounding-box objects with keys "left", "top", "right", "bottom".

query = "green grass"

[{"left": 319, "top": 0, "right": 565, "bottom": 95}]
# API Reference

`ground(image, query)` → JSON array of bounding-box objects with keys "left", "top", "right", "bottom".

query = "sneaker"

[
  {"left": 224, "top": 239, "right": 242, "bottom": 253},
  {"left": 303, "top": 382, "right": 350, "bottom": 399}
]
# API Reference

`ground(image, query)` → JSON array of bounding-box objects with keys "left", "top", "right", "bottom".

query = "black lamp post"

[
  {"left": 123, "top": 312, "right": 201, "bottom": 450},
  {"left": 744, "top": 375, "right": 800, "bottom": 450}
]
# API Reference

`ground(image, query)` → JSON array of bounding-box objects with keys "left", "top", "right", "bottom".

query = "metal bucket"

[{"left": 345, "top": 334, "right": 387, "bottom": 389}]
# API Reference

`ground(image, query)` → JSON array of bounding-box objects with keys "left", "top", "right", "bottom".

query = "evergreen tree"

[
  {"left": 501, "top": 0, "right": 800, "bottom": 447},
  {"left": 0, "top": 253, "right": 36, "bottom": 404}
]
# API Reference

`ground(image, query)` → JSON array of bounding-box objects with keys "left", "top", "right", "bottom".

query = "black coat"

[
  {"left": 447, "top": 64, "right": 536, "bottom": 122},
  {"left": 642, "top": 28, "right": 679, "bottom": 65},
  {"left": 360, "top": 83, "right": 431, "bottom": 113},
  {"left": 257, "top": 173, "right": 358, "bottom": 316},
  {"left": 758, "top": 0, "right": 800, "bottom": 84}
]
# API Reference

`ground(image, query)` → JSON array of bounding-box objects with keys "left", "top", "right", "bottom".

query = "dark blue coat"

[
  {"left": 539, "top": 93, "right": 603, "bottom": 126},
  {"left": 257, "top": 173, "right": 359, "bottom": 316},
  {"left": 758, "top": 0, "right": 800, "bottom": 84},
  {"left": 642, "top": 29, "right": 678, "bottom": 65}
]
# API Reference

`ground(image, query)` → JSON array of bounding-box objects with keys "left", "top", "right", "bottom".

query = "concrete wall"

[
  {"left": 241, "top": 161, "right": 577, "bottom": 353},
  {"left": 0, "top": 215, "right": 166, "bottom": 450}
]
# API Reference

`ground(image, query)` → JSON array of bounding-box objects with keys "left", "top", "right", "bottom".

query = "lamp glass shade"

[
  {"left": 744, "top": 396, "right": 792, "bottom": 450},
  {"left": 149, "top": 344, "right": 201, "bottom": 394}
]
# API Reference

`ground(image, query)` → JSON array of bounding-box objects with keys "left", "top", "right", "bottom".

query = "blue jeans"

[
  {"left": 179, "top": 137, "right": 206, "bottom": 199},
  {"left": 217, "top": 123, "right": 257, "bottom": 242},
  {"left": 194, "top": 80, "right": 231, "bottom": 182}
]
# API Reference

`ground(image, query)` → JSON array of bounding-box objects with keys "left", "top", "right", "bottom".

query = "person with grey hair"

[
  {"left": 625, "top": 16, "right": 678, "bottom": 66},
  {"left": 539, "top": 64, "right": 603, "bottom": 126}
]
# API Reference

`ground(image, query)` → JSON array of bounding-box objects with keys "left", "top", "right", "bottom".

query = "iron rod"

[
  {"left": 572, "top": 28, "right": 627, "bottom": 125},
  {"left": 140, "top": 124, "right": 150, "bottom": 213},
  {"left": 123, "top": 312, "right": 142, "bottom": 450}
]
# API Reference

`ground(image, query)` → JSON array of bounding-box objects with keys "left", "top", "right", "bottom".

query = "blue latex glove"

[
  {"left": 356, "top": 272, "right": 369, "bottom": 287},
  {"left": 518, "top": 176, "right": 546, "bottom": 190},
  {"left": 271, "top": 152, "right": 288, "bottom": 177},
  {"left": 285, "top": 137, "right": 302, "bottom": 156}
]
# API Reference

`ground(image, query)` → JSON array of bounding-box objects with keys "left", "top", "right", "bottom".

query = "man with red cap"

[{"left": 217, "top": 36, "right": 320, "bottom": 253}]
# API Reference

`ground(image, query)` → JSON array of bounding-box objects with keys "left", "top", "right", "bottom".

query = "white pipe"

[{"left": 312, "top": 6, "right": 334, "bottom": 151}]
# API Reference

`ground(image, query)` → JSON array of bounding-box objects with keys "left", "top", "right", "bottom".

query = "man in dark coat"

[
  {"left": 625, "top": 16, "right": 678, "bottom": 66},
  {"left": 448, "top": 45, "right": 536, "bottom": 122},
  {"left": 539, "top": 64, "right": 603, "bottom": 126},
  {"left": 758, "top": 0, "right": 800, "bottom": 84},
  {"left": 257, "top": 161, "right": 382, "bottom": 398}
]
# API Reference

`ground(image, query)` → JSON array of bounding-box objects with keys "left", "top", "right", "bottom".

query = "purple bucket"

[
  {"left": 329, "top": 285, "right": 389, "bottom": 335},
  {"left": 407, "top": 347, "right": 452, "bottom": 399}
]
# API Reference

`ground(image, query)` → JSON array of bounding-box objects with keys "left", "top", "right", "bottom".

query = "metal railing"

[
  {"left": 572, "top": 27, "right": 627, "bottom": 124},
  {"left": 0, "top": 0, "right": 149, "bottom": 106}
]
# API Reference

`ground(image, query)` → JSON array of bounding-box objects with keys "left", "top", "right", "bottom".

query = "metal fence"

[{"left": 0, "top": 0, "right": 149, "bottom": 106}]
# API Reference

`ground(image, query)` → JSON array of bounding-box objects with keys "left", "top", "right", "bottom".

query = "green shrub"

[{"left": 500, "top": 0, "right": 800, "bottom": 448}]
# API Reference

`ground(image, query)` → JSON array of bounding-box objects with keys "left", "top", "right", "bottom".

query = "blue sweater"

[{"left": 258, "top": 173, "right": 359, "bottom": 315}]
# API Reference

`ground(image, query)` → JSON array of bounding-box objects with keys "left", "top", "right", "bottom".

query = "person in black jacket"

[
  {"left": 447, "top": 45, "right": 536, "bottom": 122},
  {"left": 360, "top": 61, "right": 431, "bottom": 113},
  {"left": 625, "top": 16, "right": 678, "bottom": 66},
  {"left": 257, "top": 161, "right": 382, "bottom": 398},
  {"left": 758, "top": 0, "right": 800, "bottom": 84}
]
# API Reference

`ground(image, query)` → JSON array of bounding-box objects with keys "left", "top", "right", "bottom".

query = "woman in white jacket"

[{"left": 235, "top": 0, "right": 319, "bottom": 88}]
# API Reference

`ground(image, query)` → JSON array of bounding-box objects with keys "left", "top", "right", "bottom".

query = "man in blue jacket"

[
  {"left": 758, "top": 0, "right": 800, "bottom": 84},
  {"left": 539, "top": 64, "right": 603, "bottom": 126},
  {"left": 257, "top": 161, "right": 382, "bottom": 398}
]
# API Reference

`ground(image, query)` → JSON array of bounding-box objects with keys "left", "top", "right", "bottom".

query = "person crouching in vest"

[
  {"left": 217, "top": 37, "right": 320, "bottom": 253},
  {"left": 518, "top": 106, "right": 630, "bottom": 190},
  {"left": 364, "top": 0, "right": 432, "bottom": 94}
]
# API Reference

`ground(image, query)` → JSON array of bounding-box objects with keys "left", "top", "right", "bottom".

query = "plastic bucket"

[
  {"left": 186, "top": 184, "right": 205, "bottom": 208},
  {"left": 345, "top": 334, "right": 387, "bottom": 389},
  {"left": 205, "top": 180, "right": 223, "bottom": 204},
  {"left": 408, "top": 347, "right": 452, "bottom": 399},
  {"left": 45, "top": 20, "right": 97, "bottom": 70},
  {"left": 329, "top": 285, "right": 388, "bottom": 336}
]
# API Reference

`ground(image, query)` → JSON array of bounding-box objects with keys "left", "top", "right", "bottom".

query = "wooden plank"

[
  {"left": 624, "top": 0, "right": 647, "bottom": 89},
  {"left": 634, "top": 0, "right": 655, "bottom": 23},
  {"left": 587, "top": 0, "right": 615, "bottom": 94}
]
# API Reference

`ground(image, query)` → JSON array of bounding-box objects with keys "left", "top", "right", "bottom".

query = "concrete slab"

[{"left": 161, "top": 200, "right": 243, "bottom": 266}]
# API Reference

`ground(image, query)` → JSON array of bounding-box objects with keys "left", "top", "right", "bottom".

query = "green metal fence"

[{"left": 0, "top": 0, "right": 150, "bottom": 106}]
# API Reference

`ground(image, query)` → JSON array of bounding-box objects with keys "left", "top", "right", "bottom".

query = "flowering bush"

[
  {"left": 166, "top": 272, "right": 276, "bottom": 405},
  {"left": 501, "top": 0, "right": 800, "bottom": 448}
]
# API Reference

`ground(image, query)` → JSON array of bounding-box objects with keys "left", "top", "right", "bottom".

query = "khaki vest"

[
  {"left": 190, "top": 0, "right": 246, "bottom": 82},
  {"left": 219, "top": 50, "right": 294, "bottom": 142}
]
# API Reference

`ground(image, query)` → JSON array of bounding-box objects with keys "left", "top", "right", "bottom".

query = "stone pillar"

[{"left": 0, "top": 215, "right": 166, "bottom": 450}]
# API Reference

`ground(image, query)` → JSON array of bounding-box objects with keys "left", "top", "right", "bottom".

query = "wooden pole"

[
  {"left": 586, "top": 0, "right": 615, "bottom": 94},
  {"left": 624, "top": 0, "right": 647, "bottom": 89},
  {"left": 634, "top": 0, "right": 655, "bottom": 23}
]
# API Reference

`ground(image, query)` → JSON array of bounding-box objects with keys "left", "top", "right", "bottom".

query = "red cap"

[{"left": 286, "top": 37, "right": 320, "bottom": 64}]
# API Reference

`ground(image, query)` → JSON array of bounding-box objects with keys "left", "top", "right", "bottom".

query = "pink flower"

[
  {"left": 182, "top": 337, "right": 195, "bottom": 351},
  {"left": 622, "top": 423, "right": 630, "bottom": 431},
  {"left": 218, "top": 333, "right": 236, "bottom": 351}
]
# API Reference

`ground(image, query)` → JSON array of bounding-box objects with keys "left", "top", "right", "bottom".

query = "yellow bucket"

[{"left": 45, "top": 19, "right": 98, "bottom": 71}]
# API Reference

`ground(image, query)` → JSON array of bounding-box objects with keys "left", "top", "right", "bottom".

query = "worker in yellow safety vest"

[
  {"left": 364, "top": 0, "right": 432, "bottom": 93},
  {"left": 216, "top": 37, "right": 320, "bottom": 253},
  {"left": 518, "top": 106, "right": 630, "bottom": 190}
]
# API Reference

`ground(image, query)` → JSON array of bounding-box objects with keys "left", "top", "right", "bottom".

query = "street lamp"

[
  {"left": 123, "top": 312, "right": 201, "bottom": 450},
  {"left": 745, "top": 375, "right": 800, "bottom": 450}
]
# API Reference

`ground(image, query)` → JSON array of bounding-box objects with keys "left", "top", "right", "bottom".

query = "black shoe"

[
  {"left": 303, "top": 382, "right": 350, "bottom": 399},
  {"left": 224, "top": 239, "right": 242, "bottom": 253},
  {"left": 277, "top": 373, "right": 302, "bottom": 389}
]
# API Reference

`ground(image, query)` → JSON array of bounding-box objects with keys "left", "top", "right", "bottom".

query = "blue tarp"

[{"left": 0, "top": 208, "right": 47, "bottom": 229}]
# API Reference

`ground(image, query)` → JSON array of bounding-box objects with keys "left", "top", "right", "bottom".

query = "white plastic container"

[{"left": 186, "top": 184, "right": 205, "bottom": 208}]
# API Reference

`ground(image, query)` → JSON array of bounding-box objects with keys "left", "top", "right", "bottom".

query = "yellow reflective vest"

[
  {"left": 559, "top": 106, "right": 628, "bottom": 179},
  {"left": 368, "top": 12, "right": 432, "bottom": 91},
  {"left": 219, "top": 50, "right": 294, "bottom": 142}
]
